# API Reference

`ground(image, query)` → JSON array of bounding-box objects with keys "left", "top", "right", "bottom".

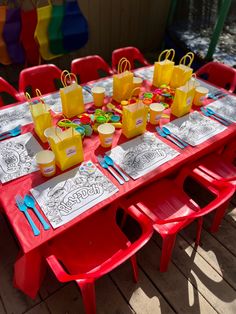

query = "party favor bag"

[
  {"left": 28, "top": 90, "right": 53, "bottom": 143},
  {"left": 113, "top": 58, "right": 134, "bottom": 103},
  {"left": 48, "top": 127, "right": 84, "bottom": 171},
  {"left": 170, "top": 52, "right": 194, "bottom": 89},
  {"left": 0, "top": 5, "right": 11, "bottom": 65},
  {"left": 152, "top": 49, "right": 175, "bottom": 87},
  {"left": 34, "top": 1, "right": 61, "bottom": 60},
  {"left": 171, "top": 79, "right": 196, "bottom": 117},
  {"left": 60, "top": 71, "right": 85, "bottom": 118},
  {"left": 122, "top": 101, "right": 148, "bottom": 139}
]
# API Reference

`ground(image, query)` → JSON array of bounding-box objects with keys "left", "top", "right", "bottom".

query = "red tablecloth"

[{"left": 0, "top": 75, "right": 235, "bottom": 298}]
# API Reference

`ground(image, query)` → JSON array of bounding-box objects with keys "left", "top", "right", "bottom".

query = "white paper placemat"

[
  {"left": 106, "top": 132, "right": 179, "bottom": 180},
  {"left": 0, "top": 102, "right": 32, "bottom": 133},
  {"left": 165, "top": 111, "right": 227, "bottom": 146},
  {"left": 0, "top": 133, "right": 42, "bottom": 183},
  {"left": 30, "top": 161, "right": 119, "bottom": 228},
  {"left": 87, "top": 77, "right": 113, "bottom": 97},
  {"left": 206, "top": 95, "right": 236, "bottom": 123},
  {"left": 133, "top": 66, "right": 154, "bottom": 82},
  {"left": 42, "top": 89, "right": 93, "bottom": 113}
]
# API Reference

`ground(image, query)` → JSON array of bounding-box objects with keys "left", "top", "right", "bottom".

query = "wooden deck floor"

[{"left": 0, "top": 195, "right": 235, "bottom": 314}]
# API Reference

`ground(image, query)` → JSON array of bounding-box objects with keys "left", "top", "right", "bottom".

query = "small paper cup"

[
  {"left": 97, "top": 123, "right": 115, "bottom": 148},
  {"left": 149, "top": 103, "right": 165, "bottom": 125},
  {"left": 91, "top": 86, "right": 105, "bottom": 107},
  {"left": 193, "top": 86, "right": 209, "bottom": 106},
  {"left": 133, "top": 77, "right": 143, "bottom": 95},
  {"left": 35, "top": 150, "right": 56, "bottom": 177}
]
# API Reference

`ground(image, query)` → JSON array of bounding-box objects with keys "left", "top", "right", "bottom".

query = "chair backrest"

[
  {"left": 196, "top": 61, "right": 236, "bottom": 93},
  {"left": 112, "top": 46, "right": 150, "bottom": 72},
  {"left": 71, "top": 55, "right": 113, "bottom": 84},
  {"left": 19, "top": 64, "right": 62, "bottom": 97},
  {"left": 0, "top": 77, "right": 25, "bottom": 107}
]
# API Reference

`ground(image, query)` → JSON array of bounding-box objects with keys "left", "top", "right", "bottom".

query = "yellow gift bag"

[
  {"left": 47, "top": 127, "right": 84, "bottom": 171},
  {"left": 27, "top": 90, "right": 53, "bottom": 143},
  {"left": 170, "top": 52, "right": 194, "bottom": 89},
  {"left": 60, "top": 70, "right": 85, "bottom": 118},
  {"left": 113, "top": 57, "right": 134, "bottom": 103},
  {"left": 171, "top": 78, "right": 196, "bottom": 117},
  {"left": 122, "top": 101, "right": 148, "bottom": 139},
  {"left": 152, "top": 49, "right": 175, "bottom": 87}
]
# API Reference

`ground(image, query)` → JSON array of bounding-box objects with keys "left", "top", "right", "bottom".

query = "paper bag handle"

[
  {"left": 158, "top": 48, "right": 175, "bottom": 62},
  {"left": 179, "top": 52, "right": 194, "bottom": 66},
  {"left": 118, "top": 57, "right": 131, "bottom": 73},
  {"left": 61, "top": 70, "right": 78, "bottom": 87},
  {"left": 129, "top": 87, "right": 141, "bottom": 100}
]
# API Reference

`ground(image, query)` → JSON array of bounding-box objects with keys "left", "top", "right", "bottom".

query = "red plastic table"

[{"left": 0, "top": 75, "right": 235, "bottom": 299}]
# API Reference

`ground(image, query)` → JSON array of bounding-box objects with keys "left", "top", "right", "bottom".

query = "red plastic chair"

[
  {"left": 196, "top": 61, "right": 236, "bottom": 93},
  {"left": 71, "top": 55, "right": 113, "bottom": 84},
  {"left": 45, "top": 204, "right": 153, "bottom": 314},
  {"left": 0, "top": 77, "right": 26, "bottom": 106},
  {"left": 19, "top": 64, "right": 62, "bottom": 97},
  {"left": 121, "top": 167, "right": 234, "bottom": 272},
  {"left": 112, "top": 46, "right": 150, "bottom": 72},
  {"left": 196, "top": 141, "right": 236, "bottom": 192}
]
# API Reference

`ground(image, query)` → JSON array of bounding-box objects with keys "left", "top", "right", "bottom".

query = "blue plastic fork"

[
  {"left": 162, "top": 126, "right": 188, "bottom": 147},
  {"left": 0, "top": 125, "right": 21, "bottom": 140},
  {"left": 206, "top": 108, "right": 231, "bottom": 125},
  {"left": 15, "top": 195, "right": 40, "bottom": 236},
  {"left": 200, "top": 107, "right": 230, "bottom": 126}
]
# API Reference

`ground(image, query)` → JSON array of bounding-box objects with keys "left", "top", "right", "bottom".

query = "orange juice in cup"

[
  {"left": 149, "top": 103, "right": 165, "bottom": 125},
  {"left": 91, "top": 86, "right": 105, "bottom": 107},
  {"left": 97, "top": 123, "right": 115, "bottom": 148},
  {"left": 35, "top": 150, "right": 56, "bottom": 177}
]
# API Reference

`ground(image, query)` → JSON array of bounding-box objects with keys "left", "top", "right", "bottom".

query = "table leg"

[{"left": 14, "top": 249, "right": 46, "bottom": 299}]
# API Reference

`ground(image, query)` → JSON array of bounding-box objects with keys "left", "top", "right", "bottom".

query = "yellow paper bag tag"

[
  {"left": 113, "top": 57, "right": 134, "bottom": 102},
  {"left": 153, "top": 49, "right": 175, "bottom": 87},
  {"left": 48, "top": 127, "right": 84, "bottom": 171},
  {"left": 60, "top": 70, "right": 85, "bottom": 118}
]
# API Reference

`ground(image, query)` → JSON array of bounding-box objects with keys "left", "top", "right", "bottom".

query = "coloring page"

[
  {"left": 206, "top": 95, "right": 236, "bottom": 123},
  {"left": 106, "top": 132, "right": 179, "bottom": 180},
  {"left": 133, "top": 66, "right": 154, "bottom": 82},
  {"left": 30, "top": 161, "right": 119, "bottom": 228},
  {"left": 165, "top": 111, "right": 226, "bottom": 146},
  {"left": 42, "top": 89, "right": 93, "bottom": 113},
  {"left": 0, "top": 133, "right": 42, "bottom": 183},
  {"left": 87, "top": 77, "right": 113, "bottom": 97},
  {"left": 0, "top": 102, "right": 32, "bottom": 133}
]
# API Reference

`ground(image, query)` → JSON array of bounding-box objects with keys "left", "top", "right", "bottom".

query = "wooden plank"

[
  {"left": 110, "top": 0, "right": 121, "bottom": 53},
  {"left": 99, "top": 0, "right": 112, "bottom": 61},
  {"left": 110, "top": 261, "right": 175, "bottom": 314},
  {"left": 0, "top": 263, "right": 41, "bottom": 314},
  {"left": 88, "top": 0, "right": 100, "bottom": 55},
  {"left": 24, "top": 302, "right": 50, "bottom": 314},
  {"left": 138, "top": 240, "right": 217, "bottom": 314},
  {"left": 224, "top": 202, "right": 236, "bottom": 227},
  {"left": 77, "top": 0, "right": 90, "bottom": 57},
  {"left": 154, "top": 234, "right": 236, "bottom": 313},
  {"left": 0, "top": 298, "right": 6, "bottom": 314},
  {"left": 203, "top": 214, "right": 236, "bottom": 257},
  {"left": 39, "top": 270, "right": 65, "bottom": 299},
  {"left": 45, "top": 276, "right": 134, "bottom": 314},
  {"left": 180, "top": 224, "right": 236, "bottom": 290}
]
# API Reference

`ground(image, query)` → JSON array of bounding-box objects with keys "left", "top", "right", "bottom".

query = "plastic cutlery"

[
  {"left": 200, "top": 107, "right": 229, "bottom": 126},
  {"left": 24, "top": 194, "right": 50, "bottom": 231},
  {"left": 104, "top": 155, "right": 130, "bottom": 182},
  {"left": 97, "top": 156, "right": 124, "bottom": 185},
  {"left": 156, "top": 127, "right": 185, "bottom": 149},
  {"left": 0, "top": 126, "right": 21, "bottom": 140},
  {"left": 15, "top": 195, "right": 40, "bottom": 236},
  {"left": 206, "top": 108, "right": 231, "bottom": 125},
  {"left": 162, "top": 126, "right": 188, "bottom": 147}
]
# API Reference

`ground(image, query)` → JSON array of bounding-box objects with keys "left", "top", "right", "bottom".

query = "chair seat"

[
  {"left": 131, "top": 179, "right": 200, "bottom": 235},
  {"left": 48, "top": 209, "right": 130, "bottom": 275},
  {"left": 198, "top": 154, "right": 236, "bottom": 182}
]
